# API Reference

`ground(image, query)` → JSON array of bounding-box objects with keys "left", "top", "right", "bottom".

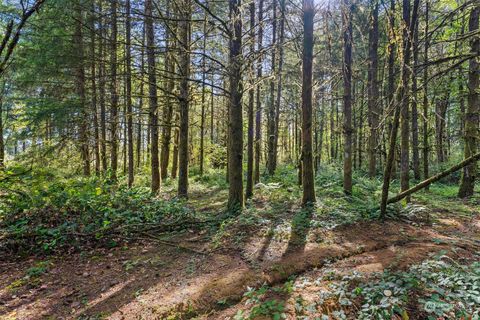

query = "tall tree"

[
  {"left": 177, "top": 0, "right": 191, "bottom": 198},
  {"left": 246, "top": 1, "right": 255, "bottom": 199},
  {"left": 254, "top": 0, "right": 264, "bottom": 184},
  {"left": 267, "top": 0, "right": 278, "bottom": 176},
  {"left": 422, "top": 0, "right": 429, "bottom": 184},
  {"left": 160, "top": 1, "right": 175, "bottom": 181},
  {"left": 98, "top": 1, "right": 107, "bottom": 173},
  {"left": 342, "top": 0, "right": 353, "bottom": 195},
  {"left": 458, "top": 4, "right": 479, "bottom": 198},
  {"left": 227, "top": 0, "right": 244, "bottom": 211},
  {"left": 411, "top": 17, "right": 420, "bottom": 180},
  {"left": 90, "top": 0, "right": 100, "bottom": 175},
  {"left": 301, "top": 0, "right": 315, "bottom": 205},
  {"left": 110, "top": 0, "right": 119, "bottom": 180},
  {"left": 75, "top": 0, "right": 90, "bottom": 176},
  {"left": 367, "top": 0, "right": 379, "bottom": 178},
  {"left": 125, "top": 0, "right": 134, "bottom": 187},
  {"left": 145, "top": 0, "right": 160, "bottom": 193}
]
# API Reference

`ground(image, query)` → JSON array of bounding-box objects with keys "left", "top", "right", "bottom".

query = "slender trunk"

[
  {"left": 411, "top": 17, "right": 420, "bottom": 180},
  {"left": 126, "top": 0, "right": 134, "bottom": 187},
  {"left": 423, "top": 0, "right": 429, "bottom": 185},
  {"left": 99, "top": 1, "right": 107, "bottom": 173},
  {"left": 342, "top": 0, "right": 353, "bottom": 195},
  {"left": 110, "top": 0, "right": 118, "bottom": 180},
  {"left": 177, "top": 0, "right": 191, "bottom": 198},
  {"left": 227, "top": 0, "right": 244, "bottom": 211},
  {"left": 89, "top": 0, "right": 100, "bottom": 175},
  {"left": 246, "top": 1, "right": 255, "bottom": 199},
  {"left": 400, "top": 0, "right": 420, "bottom": 196},
  {"left": 160, "top": 2, "right": 175, "bottom": 181},
  {"left": 199, "top": 17, "right": 207, "bottom": 176},
  {"left": 171, "top": 112, "right": 179, "bottom": 179},
  {"left": 254, "top": 0, "right": 264, "bottom": 184},
  {"left": 145, "top": 0, "right": 160, "bottom": 192},
  {"left": 75, "top": 1, "right": 90, "bottom": 176},
  {"left": 458, "top": 4, "right": 479, "bottom": 197},
  {"left": 391, "top": 152, "right": 480, "bottom": 204},
  {"left": 301, "top": 0, "right": 315, "bottom": 205},
  {"left": 267, "top": 0, "right": 277, "bottom": 176},
  {"left": 367, "top": 0, "right": 379, "bottom": 178},
  {"left": 136, "top": 26, "right": 145, "bottom": 169},
  {"left": 273, "top": 0, "right": 286, "bottom": 171}
]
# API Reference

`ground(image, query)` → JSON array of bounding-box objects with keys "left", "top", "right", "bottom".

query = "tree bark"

[
  {"left": 90, "top": 0, "right": 100, "bottom": 176},
  {"left": 342, "top": 0, "right": 353, "bottom": 195},
  {"left": 145, "top": 0, "right": 160, "bottom": 193},
  {"left": 254, "top": 0, "right": 264, "bottom": 184},
  {"left": 126, "top": 0, "right": 134, "bottom": 187},
  {"left": 75, "top": 1, "right": 90, "bottom": 176},
  {"left": 411, "top": 17, "right": 420, "bottom": 180},
  {"left": 161, "top": 2, "right": 175, "bottom": 181},
  {"left": 423, "top": 0, "right": 430, "bottom": 185},
  {"left": 367, "top": 0, "right": 379, "bottom": 178},
  {"left": 301, "top": 0, "right": 315, "bottom": 205},
  {"left": 458, "top": 4, "right": 479, "bottom": 198},
  {"left": 267, "top": 0, "right": 277, "bottom": 176},
  {"left": 98, "top": 1, "right": 107, "bottom": 173},
  {"left": 227, "top": 0, "right": 244, "bottom": 211},
  {"left": 110, "top": 0, "right": 118, "bottom": 180},
  {"left": 390, "top": 152, "right": 480, "bottom": 204},
  {"left": 246, "top": 1, "right": 255, "bottom": 199},
  {"left": 177, "top": 0, "right": 191, "bottom": 199}
]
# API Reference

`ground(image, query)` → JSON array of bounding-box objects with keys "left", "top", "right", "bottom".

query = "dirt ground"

[{"left": 1, "top": 196, "right": 479, "bottom": 320}]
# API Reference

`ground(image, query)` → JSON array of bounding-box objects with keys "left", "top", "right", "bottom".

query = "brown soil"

[{"left": 1, "top": 204, "right": 478, "bottom": 320}]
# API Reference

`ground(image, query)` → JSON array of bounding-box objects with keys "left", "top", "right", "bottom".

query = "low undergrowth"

[
  {"left": 0, "top": 166, "right": 193, "bottom": 255},
  {"left": 234, "top": 255, "right": 480, "bottom": 320}
]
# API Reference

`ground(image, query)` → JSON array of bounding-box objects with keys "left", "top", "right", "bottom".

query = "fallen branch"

[{"left": 387, "top": 152, "right": 480, "bottom": 204}]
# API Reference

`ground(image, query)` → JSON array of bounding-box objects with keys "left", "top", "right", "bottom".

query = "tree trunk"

[
  {"left": 145, "top": 0, "right": 160, "bottom": 193},
  {"left": 367, "top": 0, "right": 379, "bottom": 178},
  {"left": 110, "top": 0, "right": 118, "bottom": 180},
  {"left": 246, "top": 1, "right": 255, "bottom": 199},
  {"left": 171, "top": 112, "right": 179, "bottom": 179},
  {"left": 227, "top": 0, "right": 244, "bottom": 211},
  {"left": 199, "top": 17, "right": 207, "bottom": 177},
  {"left": 458, "top": 4, "right": 479, "bottom": 198},
  {"left": 266, "top": 0, "right": 277, "bottom": 176},
  {"left": 390, "top": 152, "right": 480, "bottom": 204},
  {"left": 125, "top": 0, "right": 134, "bottom": 187},
  {"left": 273, "top": 0, "right": 286, "bottom": 172},
  {"left": 98, "top": 1, "right": 107, "bottom": 173},
  {"left": 177, "top": 0, "right": 191, "bottom": 198},
  {"left": 136, "top": 26, "right": 145, "bottom": 170},
  {"left": 161, "top": 2, "right": 175, "bottom": 181},
  {"left": 254, "top": 0, "right": 264, "bottom": 184},
  {"left": 411, "top": 17, "right": 420, "bottom": 180},
  {"left": 90, "top": 0, "right": 100, "bottom": 175},
  {"left": 301, "top": 0, "right": 315, "bottom": 205},
  {"left": 75, "top": 1, "right": 90, "bottom": 176},
  {"left": 423, "top": 0, "right": 429, "bottom": 186},
  {"left": 342, "top": 0, "right": 353, "bottom": 195}
]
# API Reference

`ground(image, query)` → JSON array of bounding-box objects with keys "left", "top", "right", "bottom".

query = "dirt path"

[{"left": 1, "top": 210, "right": 478, "bottom": 320}]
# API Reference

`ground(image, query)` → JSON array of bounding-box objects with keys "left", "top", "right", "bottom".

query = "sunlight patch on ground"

[{"left": 72, "top": 278, "right": 135, "bottom": 318}]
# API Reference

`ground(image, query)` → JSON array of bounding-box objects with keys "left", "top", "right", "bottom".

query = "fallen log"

[{"left": 387, "top": 152, "right": 480, "bottom": 204}]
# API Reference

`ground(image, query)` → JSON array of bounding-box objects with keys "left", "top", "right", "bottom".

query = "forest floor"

[{"left": 1, "top": 174, "right": 480, "bottom": 320}]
